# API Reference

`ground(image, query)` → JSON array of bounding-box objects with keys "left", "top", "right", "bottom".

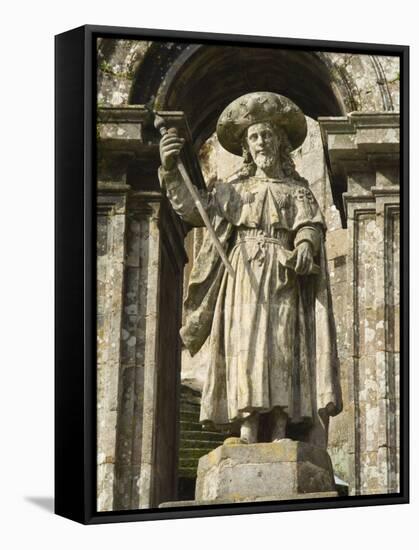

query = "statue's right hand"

[{"left": 159, "top": 129, "right": 185, "bottom": 171}]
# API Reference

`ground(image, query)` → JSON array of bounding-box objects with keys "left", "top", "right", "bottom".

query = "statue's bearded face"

[{"left": 245, "top": 122, "right": 280, "bottom": 170}]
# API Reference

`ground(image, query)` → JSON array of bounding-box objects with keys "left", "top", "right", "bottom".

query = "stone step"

[
  {"left": 179, "top": 458, "right": 203, "bottom": 469},
  {"left": 180, "top": 402, "right": 201, "bottom": 414},
  {"left": 180, "top": 438, "right": 224, "bottom": 449},
  {"left": 180, "top": 430, "right": 226, "bottom": 442},
  {"left": 179, "top": 448, "right": 215, "bottom": 460},
  {"left": 180, "top": 421, "right": 227, "bottom": 435},
  {"left": 179, "top": 411, "right": 200, "bottom": 423},
  {"left": 178, "top": 466, "right": 198, "bottom": 479},
  {"left": 179, "top": 420, "right": 203, "bottom": 432}
]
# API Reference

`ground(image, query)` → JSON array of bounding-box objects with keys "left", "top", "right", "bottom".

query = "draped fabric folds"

[{"left": 159, "top": 168, "right": 342, "bottom": 430}]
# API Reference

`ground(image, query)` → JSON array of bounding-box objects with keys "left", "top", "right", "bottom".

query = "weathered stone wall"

[
  {"left": 97, "top": 40, "right": 150, "bottom": 106},
  {"left": 320, "top": 113, "right": 400, "bottom": 494}
]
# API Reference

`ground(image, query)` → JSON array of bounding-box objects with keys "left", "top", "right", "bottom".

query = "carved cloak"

[
  {"left": 159, "top": 167, "right": 343, "bottom": 431},
  {"left": 178, "top": 183, "right": 342, "bottom": 428}
]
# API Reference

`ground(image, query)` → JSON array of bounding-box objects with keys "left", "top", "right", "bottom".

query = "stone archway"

[
  {"left": 98, "top": 39, "right": 399, "bottom": 116},
  {"left": 124, "top": 43, "right": 398, "bottom": 215},
  {"left": 132, "top": 44, "right": 348, "bottom": 145}
]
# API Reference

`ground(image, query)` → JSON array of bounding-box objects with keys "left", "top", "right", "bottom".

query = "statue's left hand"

[{"left": 295, "top": 241, "right": 314, "bottom": 275}]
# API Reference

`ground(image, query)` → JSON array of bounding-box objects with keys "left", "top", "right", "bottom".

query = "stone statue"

[{"left": 158, "top": 92, "right": 342, "bottom": 449}]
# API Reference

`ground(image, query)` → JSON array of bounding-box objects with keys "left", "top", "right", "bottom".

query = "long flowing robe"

[{"left": 159, "top": 167, "right": 342, "bottom": 437}]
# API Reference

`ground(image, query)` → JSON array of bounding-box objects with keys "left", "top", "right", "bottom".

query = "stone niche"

[{"left": 95, "top": 40, "right": 401, "bottom": 510}]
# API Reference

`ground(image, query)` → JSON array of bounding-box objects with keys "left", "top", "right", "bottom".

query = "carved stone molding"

[{"left": 320, "top": 112, "right": 400, "bottom": 495}]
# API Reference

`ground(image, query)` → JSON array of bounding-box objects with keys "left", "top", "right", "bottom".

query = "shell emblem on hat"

[{"left": 216, "top": 92, "right": 307, "bottom": 156}]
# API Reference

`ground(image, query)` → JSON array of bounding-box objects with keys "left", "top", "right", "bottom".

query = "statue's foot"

[
  {"left": 240, "top": 413, "right": 259, "bottom": 444},
  {"left": 271, "top": 407, "right": 288, "bottom": 442},
  {"left": 223, "top": 436, "right": 241, "bottom": 446}
]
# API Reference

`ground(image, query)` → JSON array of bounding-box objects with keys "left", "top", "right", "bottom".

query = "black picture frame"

[{"left": 55, "top": 24, "right": 409, "bottom": 525}]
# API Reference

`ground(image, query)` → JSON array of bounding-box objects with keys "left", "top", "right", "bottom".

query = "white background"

[{"left": 0, "top": 0, "right": 416, "bottom": 548}]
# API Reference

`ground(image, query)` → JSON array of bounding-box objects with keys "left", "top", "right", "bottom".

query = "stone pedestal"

[{"left": 195, "top": 439, "right": 337, "bottom": 503}]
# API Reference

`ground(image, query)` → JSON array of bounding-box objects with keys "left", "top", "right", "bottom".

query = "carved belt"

[
  {"left": 236, "top": 235, "right": 291, "bottom": 247},
  {"left": 233, "top": 235, "right": 320, "bottom": 274},
  {"left": 234, "top": 235, "right": 294, "bottom": 266}
]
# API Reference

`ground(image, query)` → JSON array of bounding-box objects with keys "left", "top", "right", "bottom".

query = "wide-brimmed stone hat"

[{"left": 216, "top": 92, "right": 307, "bottom": 156}]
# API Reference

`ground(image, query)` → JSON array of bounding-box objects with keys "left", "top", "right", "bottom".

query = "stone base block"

[{"left": 195, "top": 438, "right": 337, "bottom": 502}]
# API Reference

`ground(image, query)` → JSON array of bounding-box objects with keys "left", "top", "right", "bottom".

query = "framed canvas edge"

[{"left": 54, "top": 24, "right": 410, "bottom": 526}]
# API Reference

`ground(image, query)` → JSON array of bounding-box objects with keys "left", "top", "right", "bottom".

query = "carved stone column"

[
  {"left": 97, "top": 108, "right": 148, "bottom": 511},
  {"left": 113, "top": 189, "right": 187, "bottom": 510},
  {"left": 112, "top": 192, "right": 163, "bottom": 510},
  {"left": 319, "top": 113, "right": 400, "bottom": 495},
  {"left": 97, "top": 107, "right": 189, "bottom": 510}
]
